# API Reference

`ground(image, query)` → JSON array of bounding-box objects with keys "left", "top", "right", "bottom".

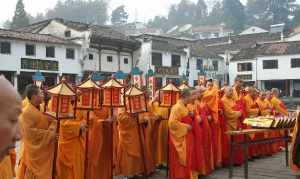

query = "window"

[
  {"left": 152, "top": 52, "right": 162, "bottom": 66},
  {"left": 65, "top": 30, "right": 71, "bottom": 38},
  {"left": 212, "top": 61, "right": 218, "bottom": 71},
  {"left": 171, "top": 55, "right": 181, "bottom": 67},
  {"left": 66, "top": 48, "right": 75, "bottom": 59},
  {"left": 196, "top": 59, "right": 203, "bottom": 70},
  {"left": 236, "top": 74, "right": 252, "bottom": 81},
  {"left": 89, "top": 54, "right": 93, "bottom": 60},
  {"left": 237, "top": 62, "right": 252, "bottom": 72},
  {"left": 107, "top": 56, "right": 113, "bottom": 62},
  {"left": 0, "top": 42, "right": 11, "bottom": 54},
  {"left": 46, "top": 46, "right": 55, "bottom": 58},
  {"left": 194, "top": 80, "right": 198, "bottom": 86},
  {"left": 156, "top": 77, "right": 163, "bottom": 89},
  {"left": 263, "top": 60, "right": 278, "bottom": 69},
  {"left": 291, "top": 58, "right": 300, "bottom": 68},
  {"left": 26, "top": 44, "right": 35, "bottom": 56},
  {"left": 124, "top": 58, "right": 128, "bottom": 64}
]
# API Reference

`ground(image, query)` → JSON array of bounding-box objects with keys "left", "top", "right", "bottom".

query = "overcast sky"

[{"left": 0, "top": 0, "right": 247, "bottom": 25}]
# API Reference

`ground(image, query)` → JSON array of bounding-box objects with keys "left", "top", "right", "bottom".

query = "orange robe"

[
  {"left": 168, "top": 100, "right": 197, "bottom": 179},
  {"left": 0, "top": 155, "right": 14, "bottom": 179},
  {"left": 222, "top": 95, "right": 244, "bottom": 165},
  {"left": 202, "top": 86, "right": 222, "bottom": 167},
  {"left": 148, "top": 101, "right": 169, "bottom": 166},
  {"left": 271, "top": 97, "right": 288, "bottom": 116},
  {"left": 17, "top": 103, "right": 56, "bottom": 179},
  {"left": 87, "top": 108, "right": 113, "bottom": 179},
  {"left": 116, "top": 112, "right": 144, "bottom": 177},
  {"left": 56, "top": 118, "right": 85, "bottom": 179},
  {"left": 291, "top": 116, "right": 300, "bottom": 173}
]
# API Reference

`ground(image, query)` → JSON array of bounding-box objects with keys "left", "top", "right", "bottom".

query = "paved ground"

[{"left": 115, "top": 151, "right": 298, "bottom": 179}]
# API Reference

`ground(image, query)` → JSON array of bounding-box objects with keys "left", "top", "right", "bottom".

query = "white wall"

[
  {"left": 239, "top": 27, "right": 268, "bottom": 35},
  {"left": 257, "top": 55, "right": 300, "bottom": 80},
  {"left": 0, "top": 39, "right": 82, "bottom": 75},
  {"left": 286, "top": 33, "right": 300, "bottom": 42},
  {"left": 229, "top": 59, "right": 256, "bottom": 85}
]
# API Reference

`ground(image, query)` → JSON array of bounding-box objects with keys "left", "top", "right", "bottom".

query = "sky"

[{"left": 0, "top": 0, "right": 247, "bottom": 25}]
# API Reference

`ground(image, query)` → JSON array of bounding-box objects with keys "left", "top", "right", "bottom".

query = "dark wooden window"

[
  {"left": 26, "top": 44, "right": 35, "bottom": 56},
  {"left": 263, "top": 60, "right": 278, "bottom": 69},
  {"left": 171, "top": 54, "right": 181, "bottom": 67},
  {"left": 237, "top": 62, "right": 252, "bottom": 71},
  {"left": 196, "top": 59, "right": 203, "bottom": 70},
  {"left": 212, "top": 60, "right": 218, "bottom": 71},
  {"left": 236, "top": 74, "right": 252, "bottom": 80},
  {"left": 46, "top": 46, "right": 55, "bottom": 58},
  {"left": 66, "top": 48, "right": 75, "bottom": 59},
  {"left": 65, "top": 30, "right": 71, "bottom": 37},
  {"left": 291, "top": 58, "right": 300, "bottom": 68},
  {"left": 152, "top": 52, "right": 162, "bottom": 66},
  {"left": 124, "top": 58, "right": 128, "bottom": 64},
  {"left": 21, "top": 58, "right": 58, "bottom": 71},
  {"left": 0, "top": 42, "right": 11, "bottom": 54},
  {"left": 89, "top": 54, "right": 93, "bottom": 60},
  {"left": 107, "top": 56, "right": 113, "bottom": 62},
  {"left": 156, "top": 77, "right": 163, "bottom": 89}
]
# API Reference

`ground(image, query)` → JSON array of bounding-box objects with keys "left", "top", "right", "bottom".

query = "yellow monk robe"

[
  {"left": 271, "top": 96, "right": 288, "bottom": 116},
  {"left": 116, "top": 111, "right": 144, "bottom": 177},
  {"left": 56, "top": 116, "right": 85, "bottom": 179},
  {"left": 222, "top": 95, "right": 244, "bottom": 165},
  {"left": 168, "top": 100, "right": 197, "bottom": 179},
  {"left": 202, "top": 86, "right": 222, "bottom": 167},
  {"left": 148, "top": 100, "right": 169, "bottom": 166},
  {"left": 0, "top": 155, "right": 14, "bottom": 179},
  {"left": 88, "top": 107, "right": 114, "bottom": 179},
  {"left": 17, "top": 103, "right": 56, "bottom": 179},
  {"left": 232, "top": 85, "right": 242, "bottom": 102}
]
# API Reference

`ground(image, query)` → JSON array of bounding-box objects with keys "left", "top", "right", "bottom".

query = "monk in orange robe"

[
  {"left": 148, "top": 92, "right": 169, "bottom": 167},
  {"left": 18, "top": 85, "right": 57, "bottom": 179},
  {"left": 56, "top": 111, "right": 87, "bottom": 179},
  {"left": 291, "top": 109, "right": 300, "bottom": 176},
  {"left": 203, "top": 80, "right": 222, "bottom": 167},
  {"left": 222, "top": 87, "right": 244, "bottom": 166},
  {"left": 87, "top": 107, "right": 114, "bottom": 179},
  {"left": 0, "top": 155, "right": 14, "bottom": 179},
  {"left": 116, "top": 110, "right": 144, "bottom": 177},
  {"left": 232, "top": 77, "right": 244, "bottom": 102},
  {"left": 271, "top": 88, "right": 288, "bottom": 116}
]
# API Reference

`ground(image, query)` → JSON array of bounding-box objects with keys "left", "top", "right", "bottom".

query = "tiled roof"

[
  {"left": 190, "top": 43, "right": 222, "bottom": 59},
  {"left": 0, "top": 28, "right": 78, "bottom": 45},
  {"left": 152, "top": 40, "right": 186, "bottom": 54},
  {"left": 231, "top": 41, "right": 300, "bottom": 61},
  {"left": 192, "top": 25, "right": 233, "bottom": 33}
]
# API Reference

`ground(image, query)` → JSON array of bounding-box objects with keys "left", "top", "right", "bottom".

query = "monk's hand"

[
  {"left": 207, "top": 115, "right": 212, "bottom": 122},
  {"left": 197, "top": 116, "right": 202, "bottom": 125},
  {"left": 80, "top": 123, "right": 88, "bottom": 134},
  {"left": 187, "top": 124, "right": 192, "bottom": 131},
  {"left": 237, "top": 111, "right": 242, "bottom": 118}
]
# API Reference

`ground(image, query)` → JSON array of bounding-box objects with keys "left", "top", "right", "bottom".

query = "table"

[{"left": 227, "top": 128, "right": 291, "bottom": 179}]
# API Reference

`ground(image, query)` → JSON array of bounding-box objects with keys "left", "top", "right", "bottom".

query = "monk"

[
  {"left": 56, "top": 110, "right": 87, "bottom": 179},
  {"left": 291, "top": 109, "right": 300, "bottom": 178},
  {"left": 232, "top": 77, "right": 243, "bottom": 102},
  {"left": 148, "top": 91, "right": 169, "bottom": 167},
  {"left": 0, "top": 76, "right": 21, "bottom": 163},
  {"left": 203, "top": 79, "right": 222, "bottom": 167},
  {"left": 222, "top": 87, "right": 244, "bottom": 166},
  {"left": 0, "top": 155, "right": 14, "bottom": 179},
  {"left": 17, "top": 84, "right": 57, "bottom": 179},
  {"left": 168, "top": 89, "right": 197, "bottom": 179},
  {"left": 271, "top": 88, "right": 288, "bottom": 116}
]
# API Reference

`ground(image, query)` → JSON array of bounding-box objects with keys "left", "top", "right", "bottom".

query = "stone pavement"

[{"left": 115, "top": 151, "right": 297, "bottom": 179}]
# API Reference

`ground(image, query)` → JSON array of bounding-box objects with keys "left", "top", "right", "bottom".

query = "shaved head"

[
  {"left": 224, "top": 86, "right": 233, "bottom": 98},
  {"left": 0, "top": 76, "right": 21, "bottom": 161}
]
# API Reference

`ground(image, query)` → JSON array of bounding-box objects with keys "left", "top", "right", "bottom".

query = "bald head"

[
  {"left": 0, "top": 76, "right": 21, "bottom": 162},
  {"left": 224, "top": 86, "right": 233, "bottom": 98},
  {"left": 271, "top": 88, "right": 280, "bottom": 97}
]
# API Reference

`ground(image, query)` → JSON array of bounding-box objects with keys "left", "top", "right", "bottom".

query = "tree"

[
  {"left": 111, "top": 5, "right": 128, "bottom": 26},
  {"left": 266, "top": 0, "right": 297, "bottom": 24},
  {"left": 207, "top": 1, "right": 224, "bottom": 25},
  {"left": 148, "top": 16, "right": 169, "bottom": 31},
  {"left": 3, "top": 20, "right": 12, "bottom": 29},
  {"left": 11, "top": 0, "right": 30, "bottom": 29},
  {"left": 167, "top": 0, "right": 197, "bottom": 26},
  {"left": 195, "top": 0, "right": 208, "bottom": 25},
  {"left": 245, "top": 0, "right": 269, "bottom": 28},
  {"left": 223, "top": 0, "right": 245, "bottom": 33},
  {"left": 45, "top": 0, "right": 108, "bottom": 25}
]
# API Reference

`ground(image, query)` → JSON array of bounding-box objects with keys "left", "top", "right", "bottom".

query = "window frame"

[
  {"left": 124, "top": 58, "right": 129, "bottom": 64},
  {"left": 171, "top": 54, "right": 181, "bottom": 67},
  {"left": 237, "top": 62, "right": 253, "bottom": 72},
  {"left": 212, "top": 60, "right": 219, "bottom": 71},
  {"left": 66, "top": 48, "right": 75, "bottom": 59},
  {"left": 46, "top": 46, "right": 55, "bottom": 58},
  {"left": 89, "top": 53, "right": 94, "bottom": 60},
  {"left": 263, "top": 60, "right": 278, "bottom": 69},
  {"left": 152, "top": 52, "right": 162, "bottom": 66},
  {"left": 196, "top": 59, "right": 203, "bottom": 70},
  {"left": 0, "top": 41, "right": 11, "bottom": 54},
  {"left": 25, "top": 44, "right": 36, "bottom": 56},
  {"left": 291, "top": 58, "right": 300, "bottom": 68},
  {"left": 107, "top": 56, "right": 113, "bottom": 62},
  {"left": 64, "top": 30, "right": 71, "bottom": 38}
]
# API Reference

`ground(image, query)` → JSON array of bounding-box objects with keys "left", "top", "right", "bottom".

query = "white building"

[
  {"left": 230, "top": 41, "right": 300, "bottom": 97},
  {"left": 191, "top": 24, "right": 233, "bottom": 39},
  {"left": 0, "top": 28, "right": 81, "bottom": 92},
  {"left": 239, "top": 26, "right": 268, "bottom": 35}
]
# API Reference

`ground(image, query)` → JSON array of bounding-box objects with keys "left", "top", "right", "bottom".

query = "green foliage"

[
  {"left": 223, "top": 0, "right": 246, "bottom": 33},
  {"left": 11, "top": 0, "right": 30, "bottom": 29},
  {"left": 147, "top": 16, "right": 169, "bottom": 31},
  {"left": 207, "top": 1, "right": 224, "bottom": 25},
  {"left": 111, "top": 5, "right": 128, "bottom": 25}
]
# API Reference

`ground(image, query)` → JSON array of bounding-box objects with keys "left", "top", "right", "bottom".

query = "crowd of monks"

[{"left": 0, "top": 77, "right": 295, "bottom": 179}]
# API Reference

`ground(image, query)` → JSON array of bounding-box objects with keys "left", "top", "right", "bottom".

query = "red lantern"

[
  {"left": 101, "top": 78, "right": 125, "bottom": 107},
  {"left": 125, "top": 86, "right": 147, "bottom": 114},
  {"left": 159, "top": 83, "right": 180, "bottom": 107},
  {"left": 77, "top": 78, "right": 101, "bottom": 110}
]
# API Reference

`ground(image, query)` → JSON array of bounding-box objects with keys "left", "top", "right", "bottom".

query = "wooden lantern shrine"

[
  {"left": 125, "top": 86, "right": 147, "bottom": 114},
  {"left": 32, "top": 71, "right": 45, "bottom": 88},
  {"left": 131, "top": 67, "right": 143, "bottom": 89},
  {"left": 77, "top": 78, "right": 101, "bottom": 110},
  {"left": 146, "top": 69, "right": 156, "bottom": 99},
  {"left": 178, "top": 81, "right": 191, "bottom": 91},
  {"left": 91, "top": 72, "right": 105, "bottom": 86},
  {"left": 44, "top": 78, "right": 76, "bottom": 179},
  {"left": 101, "top": 78, "right": 125, "bottom": 108},
  {"left": 115, "top": 70, "right": 126, "bottom": 85},
  {"left": 159, "top": 82, "right": 180, "bottom": 108}
]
